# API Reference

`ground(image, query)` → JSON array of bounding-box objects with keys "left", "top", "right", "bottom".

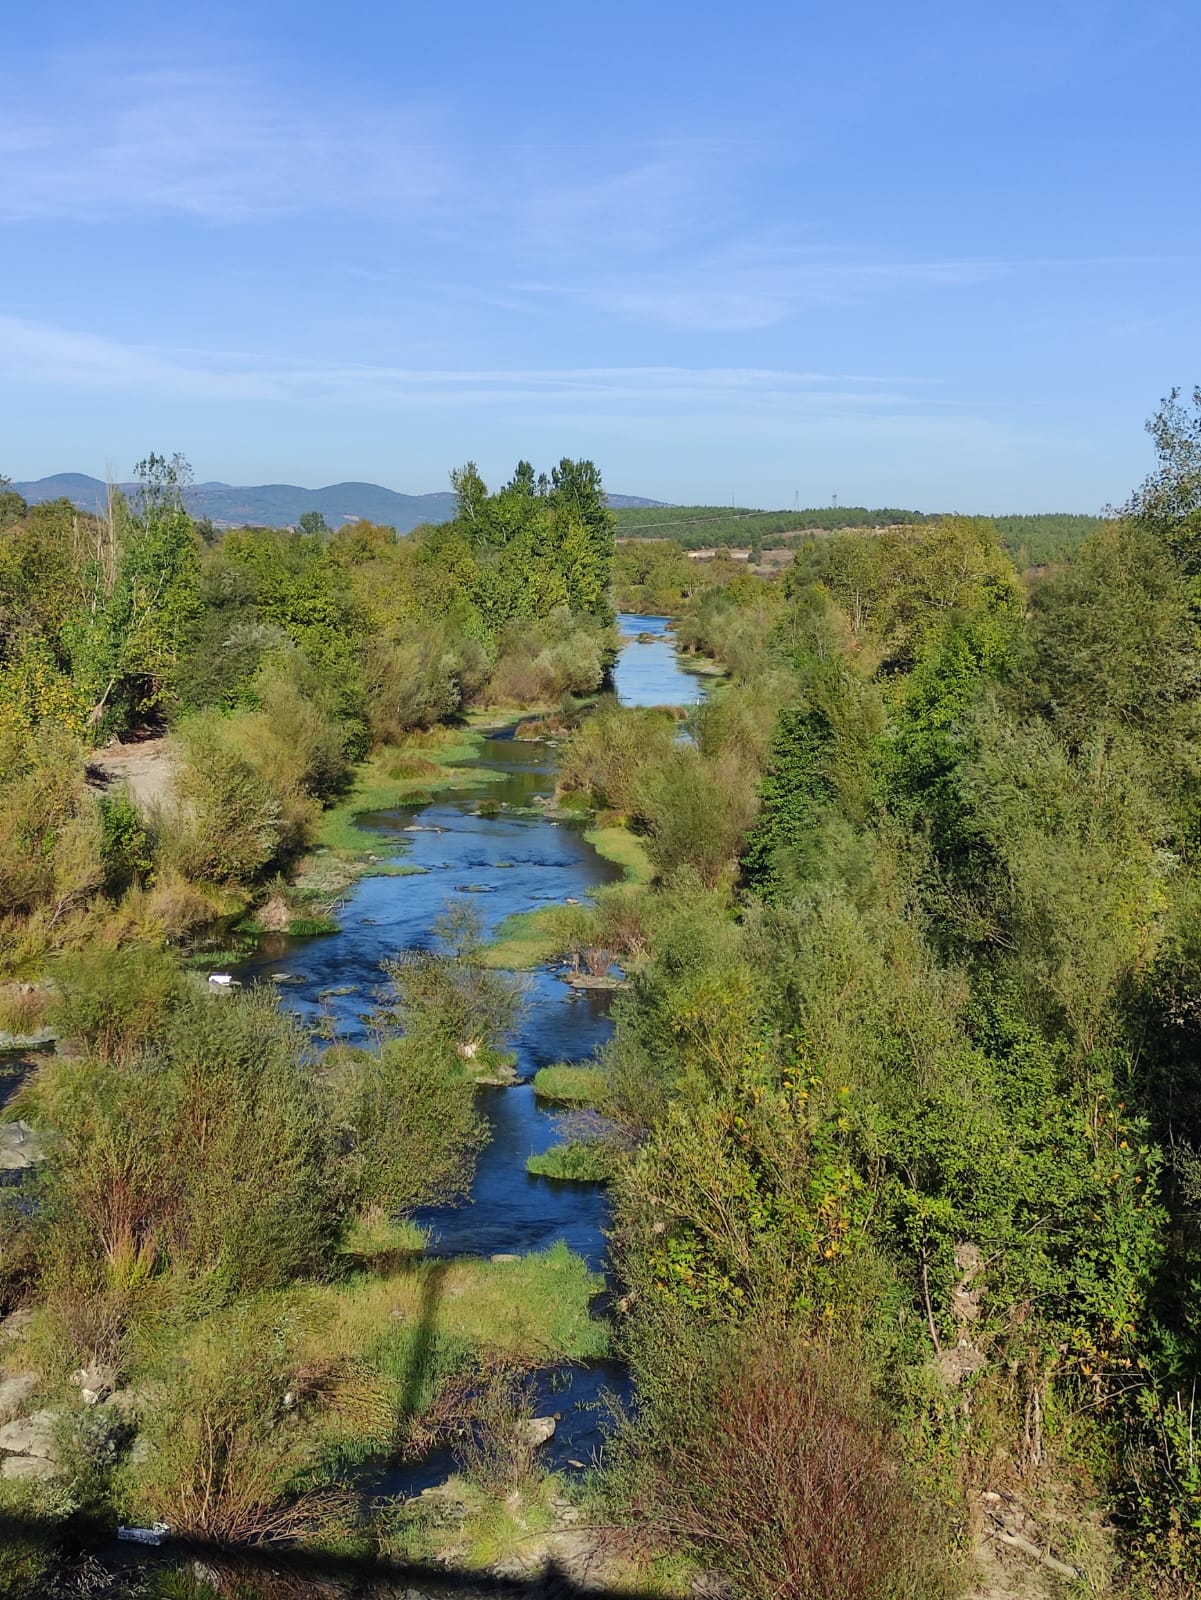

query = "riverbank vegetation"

[
  {"left": 576, "top": 390, "right": 1201, "bottom": 1598},
  {"left": 0, "top": 455, "right": 616, "bottom": 969},
  {"left": 5, "top": 391, "right": 1201, "bottom": 1596}
]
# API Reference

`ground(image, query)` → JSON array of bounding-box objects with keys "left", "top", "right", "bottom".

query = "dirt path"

[{"left": 87, "top": 737, "right": 175, "bottom": 811}]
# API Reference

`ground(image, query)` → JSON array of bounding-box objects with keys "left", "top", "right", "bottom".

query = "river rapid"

[{"left": 230, "top": 614, "right": 702, "bottom": 1486}]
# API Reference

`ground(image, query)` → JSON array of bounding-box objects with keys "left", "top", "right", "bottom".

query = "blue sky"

[{"left": 2, "top": 0, "right": 1197, "bottom": 510}]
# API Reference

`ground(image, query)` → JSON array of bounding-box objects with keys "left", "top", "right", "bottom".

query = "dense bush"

[{"left": 622, "top": 1330, "right": 958, "bottom": 1600}]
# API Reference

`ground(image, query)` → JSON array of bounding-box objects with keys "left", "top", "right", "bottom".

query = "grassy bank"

[
  {"left": 483, "top": 821, "right": 652, "bottom": 971},
  {"left": 583, "top": 823, "right": 654, "bottom": 885},
  {"left": 526, "top": 1140, "right": 615, "bottom": 1182},
  {"left": 532, "top": 1063, "right": 607, "bottom": 1104}
]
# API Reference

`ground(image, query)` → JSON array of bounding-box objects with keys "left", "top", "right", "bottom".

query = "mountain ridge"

[{"left": 9, "top": 474, "right": 667, "bottom": 531}]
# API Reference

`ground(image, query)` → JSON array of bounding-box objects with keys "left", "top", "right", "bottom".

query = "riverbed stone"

[
  {"left": 0, "top": 1372, "right": 38, "bottom": 1423},
  {"left": 70, "top": 1362, "right": 117, "bottom": 1405},
  {"left": 0, "top": 1308, "right": 34, "bottom": 1343},
  {"left": 517, "top": 1415, "right": 556, "bottom": 1448}
]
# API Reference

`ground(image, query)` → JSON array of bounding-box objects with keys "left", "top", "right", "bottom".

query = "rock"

[
  {"left": 0, "top": 1408, "right": 59, "bottom": 1459},
  {"left": 0, "top": 1372, "right": 38, "bottom": 1423},
  {"left": 0, "top": 1121, "right": 45, "bottom": 1171},
  {"left": 103, "top": 1381, "right": 165, "bottom": 1425},
  {"left": 1, "top": 1452, "right": 58, "bottom": 1482},
  {"left": 0, "top": 1309, "right": 33, "bottom": 1343},
  {"left": 516, "top": 1415, "right": 556, "bottom": 1448},
  {"left": 489, "top": 1253, "right": 520, "bottom": 1263},
  {"left": 70, "top": 1363, "right": 117, "bottom": 1405}
]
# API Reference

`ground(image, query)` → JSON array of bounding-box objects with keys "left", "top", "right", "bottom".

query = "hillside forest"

[{"left": 2, "top": 391, "right": 1201, "bottom": 1599}]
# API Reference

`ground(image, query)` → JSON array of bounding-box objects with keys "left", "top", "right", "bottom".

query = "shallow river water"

[{"left": 229, "top": 614, "right": 700, "bottom": 1486}]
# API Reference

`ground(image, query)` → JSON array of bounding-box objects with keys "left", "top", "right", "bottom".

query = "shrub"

[
  {"left": 123, "top": 1298, "right": 345, "bottom": 1543},
  {"left": 626, "top": 1330, "right": 959, "bottom": 1600},
  {"left": 28, "top": 983, "right": 340, "bottom": 1357},
  {"left": 166, "top": 713, "right": 290, "bottom": 883},
  {"left": 0, "top": 727, "right": 104, "bottom": 922},
  {"left": 365, "top": 625, "right": 486, "bottom": 738},
  {"left": 324, "top": 1037, "right": 486, "bottom": 1217},
  {"left": 558, "top": 698, "right": 678, "bottom": 813},
  {"left": 638, "top": 747, "right": 760, "bottom": 887},
  {"left": 49, "top": 944, "right": 187, "bottom": 1059},
  {"left": 98, "top": 790, "right": 154, "bottom": 895}
]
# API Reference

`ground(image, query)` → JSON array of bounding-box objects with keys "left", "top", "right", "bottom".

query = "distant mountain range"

[{"left": 10, "top": 474, "right": 666, "bottom": 532}]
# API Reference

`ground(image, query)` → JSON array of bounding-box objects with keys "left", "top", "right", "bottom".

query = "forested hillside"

[{"left": 614, "top": 503, "right": 1103, "bottom": 565}]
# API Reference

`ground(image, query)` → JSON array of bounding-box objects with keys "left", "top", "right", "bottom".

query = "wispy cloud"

[
  {"left": 0, "top": 313, "right": 953, "bottom": 417},
  {"left": 0, "top": 60, "right": 455, "bottom": 223}
]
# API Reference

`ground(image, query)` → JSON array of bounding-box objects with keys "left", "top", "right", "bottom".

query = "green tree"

[
  {"left": 297, "top": 509, "right": 330, "bottom": 539},
  {"left": 1125, "top": 385, "right": 1201, "bottom": 572},
  {"left": 79, "top": 453, "right": 202, "bottom": 732}
]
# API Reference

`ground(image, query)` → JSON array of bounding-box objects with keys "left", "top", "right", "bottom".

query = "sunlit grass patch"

[
  {"left": 316, "top": 736, "right": 503, "bottom": 859},
  {"left": 526, "top": 1140, "right": 615, "bottom": 1183},
  {"left": 481, "top": 907, "right": 565, "bottom": 970},
  {"left": 310, "top": 1241, "right": 609, "bottom": 1365},
  {"left": 532, "top": 1064, "right": 606, "bottom": 1105},
  {"left": 583, "top": 824, "right": 654, "bottom": 886}
]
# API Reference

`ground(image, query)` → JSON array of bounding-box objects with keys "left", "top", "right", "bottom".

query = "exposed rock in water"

[
  {"left": 0, "top": 1029, "right": 56, "bottom": 1051},
  {"left": 516, "top": 1415, "right": 557, "bottom": 1448}
]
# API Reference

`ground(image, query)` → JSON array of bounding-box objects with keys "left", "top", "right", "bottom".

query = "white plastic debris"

[{"left": 207, "top": 973, "right": 234, "bottom": 986}]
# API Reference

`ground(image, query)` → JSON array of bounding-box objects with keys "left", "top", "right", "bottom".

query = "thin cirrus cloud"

[
  {"left": 0, "top": 62, "right": 456, "bottom": 223},
  {"left": 0, "top": 314, "right": 953, "bottom": 419}
]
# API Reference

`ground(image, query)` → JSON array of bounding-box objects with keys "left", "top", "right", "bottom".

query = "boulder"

[
  {"left": 1, "top": 1452, "right": 58, "bottom": 1482},
  {"left": 0, "top": 1309, "right": 33, "bottom": 1343},
  {"left": 0, "top": 1371, "right": 38, "bottom": 1423},
  {"left": 0, "top": 1408, "right": 59, "bottom": 1459},
  {"left": 516, "top": 1415, "right": 556, "bottom": 1448}
]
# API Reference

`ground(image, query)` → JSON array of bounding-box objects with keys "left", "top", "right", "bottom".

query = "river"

[{"left": 230, "top": 613, "right": 699, "bottom": 1485}]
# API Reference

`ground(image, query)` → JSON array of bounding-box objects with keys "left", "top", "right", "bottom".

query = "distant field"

[{"left": 612, "top": 505, "right": 1104, "bottom": 564}]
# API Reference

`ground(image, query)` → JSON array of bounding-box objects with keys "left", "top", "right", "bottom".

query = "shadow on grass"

[{"left": 0, "top": 1511, "right": 657, "bottom": 1598}]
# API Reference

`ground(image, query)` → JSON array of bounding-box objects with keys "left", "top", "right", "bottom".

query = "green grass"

[
  {"left": 532, "top": 1064, "right": 606, "bottom": 1105},
  {"left": 308, "top": 1238, "right": 609, "bottom": 1362},
  {"left": 315, "top": 734, "right": 503, "bottom": 860},
  {"left": 484, "top": 825, "right": 653, "bottom": 969},
  {"left": 482, "top": 907, "right": 566, "bottom": 970},
  {"left": 584, "top": 823, "right": 655, "bottom": 885},
  {"left": 286, "top": 915, "right": 341, "bottom": 937},
  {"left": 526, "top": 1140, "right": 616, "bottom": 1183}
]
